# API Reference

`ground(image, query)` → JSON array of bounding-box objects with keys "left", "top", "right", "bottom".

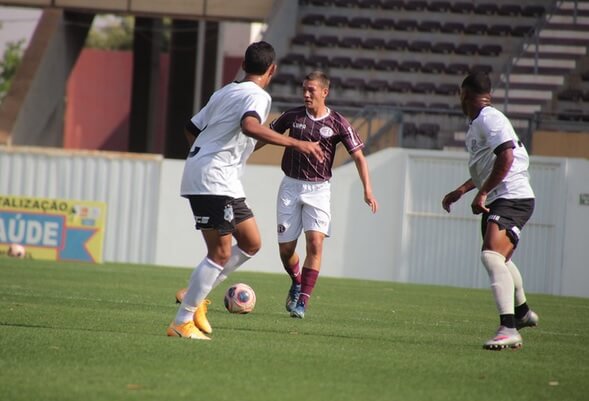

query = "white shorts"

[{"left": 276, "top": 176, "right": 331, "bottom": 243}]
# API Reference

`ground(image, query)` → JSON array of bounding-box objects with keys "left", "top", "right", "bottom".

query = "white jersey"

[
  {"left": 465, "top": 106, "right": 535, "bottom": 204},
  {"left": 180, "top": 81, "right": 271, "bottom": 198}
]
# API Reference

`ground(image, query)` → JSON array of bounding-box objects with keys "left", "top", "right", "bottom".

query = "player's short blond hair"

[{"left": 305, "top": 71, "right": 330, "bottom": 89}]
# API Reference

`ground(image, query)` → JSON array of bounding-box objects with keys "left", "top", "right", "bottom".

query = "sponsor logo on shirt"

[
  {"left": 320, "top": 126, "right": 334, "bottom": 138},
  {"left": 293, "top": 122, "right": 306, "bottom": 129}
]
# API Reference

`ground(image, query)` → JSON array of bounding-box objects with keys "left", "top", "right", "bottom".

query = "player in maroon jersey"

[{"left": 270, "top": 70, "right": 378, "bottom": 318}]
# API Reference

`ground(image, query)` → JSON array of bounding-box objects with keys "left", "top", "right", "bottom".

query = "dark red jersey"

[{"left": 270, "top": 106, "right": 364, "bottom": 181}]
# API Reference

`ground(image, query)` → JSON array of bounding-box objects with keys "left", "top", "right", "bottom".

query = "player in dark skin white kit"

[
  {"left": 168, "top": 42, "right": 324, "bottom": 340},
  {"left": 442, "top": 72, "right": 539, "bottom": 350},
  {"left": 270, "top": 71, "right": 378, "bottom": 318}
]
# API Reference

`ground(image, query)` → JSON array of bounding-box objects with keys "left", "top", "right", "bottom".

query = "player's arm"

[
  {"left": 471, "top": 141, "right": 515, "bottom": 214},
  {"left": 184, "top": 120, "right": 203, "bottom": 147},
  {"left": 241, "top": 114, "right": 324, "bottom": 162},
  {"left": 350, "top": 149, "right": 378, "bottom": 213},
  {"left": 442, "top": 179, "right": 476, "bottom": 213}
]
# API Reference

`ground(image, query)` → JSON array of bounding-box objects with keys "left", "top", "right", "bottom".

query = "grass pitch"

[{"left": 0, "top": 257, "right": 588, "bottom": 401}]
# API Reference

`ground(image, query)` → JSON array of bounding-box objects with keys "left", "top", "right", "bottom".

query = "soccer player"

[
  {"left": 442, "top": 71, "right": 539, "bottom": 350},
  {"left": 167, "top": 41, "right": 324, "bottom": 340},
  {"left": 269, "top": 70, "right": 378, "bottom": 319}
]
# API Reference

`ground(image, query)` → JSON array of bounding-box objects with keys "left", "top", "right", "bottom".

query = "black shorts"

[
  {"left": 187, "top": 195, "right": 254, "bottom": 235},
  {"left": 481, "top": 198, "right": 535, "bottom": 247}
]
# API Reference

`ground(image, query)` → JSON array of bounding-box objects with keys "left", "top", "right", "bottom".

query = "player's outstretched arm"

[
  {"left": 241, "top": 116, "right": 324, "bottom": 162},
  {"left": 442, "top": 179, "right": 476, "bottom": 213},
  {"left": 350, "top": 150, "right": 378, "bottom": 213}
]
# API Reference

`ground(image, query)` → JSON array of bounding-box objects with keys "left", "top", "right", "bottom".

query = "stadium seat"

[
  {"left": 475, "top": 3, "right": 499, "bottom": 15},
  {"left": 479, "top": 44, "right": 502, "bottom": 56},
  {"left": 421, "top": 62, "right": 445, "bottom": 73},
  {"left": 375, "top": 59, "right": 399, "bottom": 71},
  {"left": 316, "top": 35, "right": 339, "bottom": 47},
  {"left": 340, "top": 36, "right": 363, "bottom": 48},
  {"left": 349, "top": 17, "right": 372, "bottom": 29},
  {"left": 351, "top": 57, "right": 376, "bottom": 70},
  {"left": 398, "top": 60, "right": 422, "bottom": 72},
  {"left": 292, "top": 33, "right": 316, "bottom": 46},
  {"left": 329, "top": 56, "right": 353, "bottom": 68},
  {"left": 363, "top": 38, "right": 387, "bottom": 50},
  {"left": 365, "top": 79, "right": 389, "bottom": 91},
  {"left": 427, "top": 1, "right": 451, "bottom": 12},
  {"left": 445, "top": 63, "right": 469, "bottom": 75},
  {"left": 358, "top": 0, "right": 381, "bottom": 8},
  {"left": 281, "top": 53, "right": 306, "bottom": 65},
  {"left": 372, "top": 18, "right": 396, "bottom": 30},
  {"left": 441, "top": 22, "right": 465, "bottom": 34},
  {"left": 418, "top": 21, "right": 442, "bottom": 32},
  {"left": 380, "top": 0, "right": 404, "bottom": 10},
  {"left": 451, "top": 2, "right": 475, "bottom": 14},
  {"left": 498, "top": 4, "right": 522, "bottom": 16},
  {"left": 404, "top": 1, "right": 428, "bottom": 11},
  {"left": 390, "top": 81, "right": 413, "bottom": 93},
  {"left": 522, "top": 5, "right": 545, "bottom": 17},
  {"left": 512, "top": 25, "right": 534, "bottom": 37},
  {"left": 341, "top": 78, "right": 366, "bottom": 90},
  {"left": 301, "top": 14, "right": 326, "bottom": 26},
  {"left": 455, "top": 43, "right": 478, "bottom": 55},
  {"left": 488, "top": 25, "right": 512, "bottom": 36},
  {"left": 413, "top": 82, "right": 436, "bottom": 93},
  {"left": 558, "top": 89, "right": 583, "bottom": 102},
  {"left": 418, "top": 123, "right": 440, "bottom": 137},
  {"left": 464, "top": 24, "right": 487, "bottom": 35},
  {"left": 436, "top": 83, "right": 460, "bottom": 95},
  {"left": 325, "top": 15, "right": 349, "bottom": 27},
  {"left": 306, "top": 54, "right": 330, "bottom": 67},
  {"left": 408, "top": 41, "right": 431, "bottom": 52},
  {"left": 471, "top": 64, "right": 493, "bottom": 74},
  {"left": 385, "top": 39, "right": 409, "bottom": 51},
  {"left": 396, "top": 19, "right": 419, "bottom": 31},
  {"left": 431, "top": 42, "right": 455, "bottom": 54}
]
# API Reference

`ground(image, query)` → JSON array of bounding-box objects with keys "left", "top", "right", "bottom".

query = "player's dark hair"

[
  {"left": 461, "top": 71, "right": 491, "bottom": 94},
  {"left": 305, "top": 70, "right": 330, "bottom": 88},
  {"left": 243, "top": 41, "right": 276, "bottom": 75}
]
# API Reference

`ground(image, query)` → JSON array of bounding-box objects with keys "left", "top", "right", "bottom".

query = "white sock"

[
  {"left": 175, "top": 258, "right": 223, "bottom": 324},
  {"left": 481, "top": 250, "right": 514, "bottom": 315},
  {"left": 506, "top": 259, "right": 527, "bottom": 307},
  {"left": 212, "top": 245, "right": 253, "bottom": 289}
]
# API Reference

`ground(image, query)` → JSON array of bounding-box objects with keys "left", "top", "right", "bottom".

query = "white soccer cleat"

[{"left": 483, "top": 326, "right": 522, "bottom": 350}]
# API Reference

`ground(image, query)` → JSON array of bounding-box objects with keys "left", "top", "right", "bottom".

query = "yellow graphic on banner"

[{"left": 0, "top": 195, "right": 107, "bottom": 263}]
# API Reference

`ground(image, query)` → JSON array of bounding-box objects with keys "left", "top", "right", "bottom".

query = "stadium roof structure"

[{"left": 0, "top": 0, "right": 274, "bottom": 22}]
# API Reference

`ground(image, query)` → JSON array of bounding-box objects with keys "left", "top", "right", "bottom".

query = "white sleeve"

[
  {"left": 241, "top": 92, "right": 271, "bottom": 124},
  {"left": 481, "top": 110, "right": 515, "bottom": 151}
]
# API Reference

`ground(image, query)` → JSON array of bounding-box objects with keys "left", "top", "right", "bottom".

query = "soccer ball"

[
  {"left": 7, "top": 243, "right": 25, "bottom": 258},
  {"left": 175, "top": 287, "right": 187, "bottom": 304},
  {"left": 224, "top": 283, "right": 256, "bottom": 314}
]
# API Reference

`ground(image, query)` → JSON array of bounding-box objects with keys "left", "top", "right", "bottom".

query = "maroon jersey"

[{"left": 270, "top": 106, "right": 364, "bottom": 181}]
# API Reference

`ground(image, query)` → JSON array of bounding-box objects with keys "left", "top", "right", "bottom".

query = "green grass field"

[{"left": 1, "top": 257, "right": 588, "bottom": 401}]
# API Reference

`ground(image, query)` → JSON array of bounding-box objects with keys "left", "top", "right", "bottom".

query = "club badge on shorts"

[{"left": 224, "top": 204, "right": 234, "bottom": 223}]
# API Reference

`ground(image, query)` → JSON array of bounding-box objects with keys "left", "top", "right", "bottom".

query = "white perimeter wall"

[{"left": 2, "top": 146, "right": 588, "bottom": 297}]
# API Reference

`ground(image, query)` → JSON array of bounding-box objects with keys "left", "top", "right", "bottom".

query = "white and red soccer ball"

[
  {"left": 224, "top": 283, "right": 256, "bottom": 314},
  {"left": 7, "top": 243, "right": 26, "bottom": 258}
]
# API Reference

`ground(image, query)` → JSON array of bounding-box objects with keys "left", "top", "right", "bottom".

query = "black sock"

[
  {"left": 500, "top": 314, "right": 516, "bottom": 329},
  {"left": 514, "top": 303, "right": 530, "bottom": 320}
]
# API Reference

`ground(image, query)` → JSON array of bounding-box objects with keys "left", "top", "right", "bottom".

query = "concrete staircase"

[{"left": 493, "top": 1, "right": 589, "bottom": 118}]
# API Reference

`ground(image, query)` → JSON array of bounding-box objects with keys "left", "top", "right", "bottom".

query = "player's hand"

[
  {"left": 471, "top": 191, "right": 490, "bottom": 215},
  {"left": 365, "top": 194, "right": 378, "bottom": 213},
  {"left": 298, "top": 141, "right": 324, "bottom": 163},
  {"left": 442, "top": 190, "right": 462, "bottom": 212}
]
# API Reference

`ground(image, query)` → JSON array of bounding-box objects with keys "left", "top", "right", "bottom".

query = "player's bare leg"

[{"left": 279, "top": 240, "right": 301, "bottom": 312}]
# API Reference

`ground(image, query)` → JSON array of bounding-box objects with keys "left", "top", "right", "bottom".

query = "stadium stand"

[{"left": 271, "top": 0, "right": 588, "bottom": 151}]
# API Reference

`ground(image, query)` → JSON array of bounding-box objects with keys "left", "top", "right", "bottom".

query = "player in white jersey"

[
  {"left": 442, "top": 72, "right": 538, "bottom": 351},
  {"left": 167, "top": 41, "right": 324, "bottom": 340}
]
